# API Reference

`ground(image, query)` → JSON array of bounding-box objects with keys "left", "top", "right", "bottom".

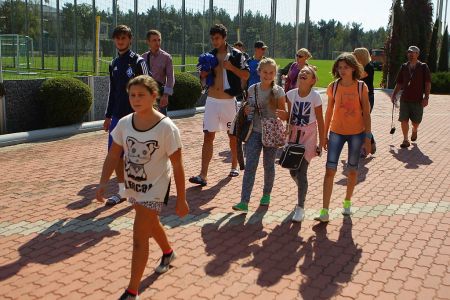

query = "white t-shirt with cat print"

[{"left": 111, "top": 114, "right": 182, "bottom": 205}]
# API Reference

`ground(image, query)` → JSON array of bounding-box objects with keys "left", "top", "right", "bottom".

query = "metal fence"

[{"left": 0, "top": 0, "right": 303, "bottom": 79}]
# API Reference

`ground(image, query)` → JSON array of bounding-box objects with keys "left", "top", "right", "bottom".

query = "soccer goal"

[{"left": 0, "top": 34, "right": 35, "bottom": 80}]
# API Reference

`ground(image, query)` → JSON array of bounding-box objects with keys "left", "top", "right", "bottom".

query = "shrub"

[
  {"left": 38, "top": 77, "right": 93, "bottom": 127},
  {"left": 431, "top": 72, "right": 450, "bottom": 94},
  {"left": 168, "top": 72, "right": 202, "bottom": 110}
]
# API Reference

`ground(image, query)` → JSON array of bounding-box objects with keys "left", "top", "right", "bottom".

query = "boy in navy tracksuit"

[{"left": 103, "top": 25, "right": 150, "bottom": 205}]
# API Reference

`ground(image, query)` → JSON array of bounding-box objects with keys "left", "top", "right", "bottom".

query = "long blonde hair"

[
  {"left": 257, "top": 57, "right": 278, "bottom": 109},
  {"left": 353, "top": 48, "right": 371, "bottom": 66}
]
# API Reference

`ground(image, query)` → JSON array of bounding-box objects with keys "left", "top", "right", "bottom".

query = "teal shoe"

[
  {"left": 232, "top": 202, "right": 248, "bottom": 213},
  {"left": 260, "top": 194, "right": 271, "bottom": 206}
]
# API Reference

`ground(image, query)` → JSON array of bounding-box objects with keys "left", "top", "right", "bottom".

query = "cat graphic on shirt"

[{"left": 125, "top": 137, "right": 159, "bottom": 182}]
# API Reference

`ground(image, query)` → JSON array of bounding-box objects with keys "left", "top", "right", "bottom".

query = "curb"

[{"left": 0, "top": 106, "right": 205, "bottom": 148}]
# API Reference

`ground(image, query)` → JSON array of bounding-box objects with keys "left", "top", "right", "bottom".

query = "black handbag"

[{"left": 278, "top": 105, "right": 305, "bottom": 170}]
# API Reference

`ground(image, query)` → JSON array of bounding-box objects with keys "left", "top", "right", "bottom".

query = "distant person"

[
  {"left": 284, "top": 48, "right": 312, "bottom": 92},
  {"left": 315, "top": 53, "right": 372, "bottom": 223},
  {"left": 391, "top": 46, "right": 431, "bottom": 148},
  {"left": 142, "top": 30, "right": 175, "bottom": 116},
  {"left": 353, "top": 47, "right": 376, "bottom": 155},
  {"left": 189, "top": 24, "right": 249, "bottom": 187},
  {"left": 247, "top": 41, "right": 268, "bottom": 87},
  {"left": 233, "top": 41, "right": 250, "bottom": 101},
  {"left": 103, "top": 25, "right": 150, "bottom": 206},
  {"left": 96, "top": 75, "right": 189, "bottom": 300}
]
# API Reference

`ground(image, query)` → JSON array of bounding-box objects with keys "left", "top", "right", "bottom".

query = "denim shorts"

[{"left": 326, "top": 131, "right": 365, "bottom": 170}]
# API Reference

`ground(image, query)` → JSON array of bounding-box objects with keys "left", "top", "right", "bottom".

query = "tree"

[
  {"left": 384, "top": 0, "right": 407, "bottom": 88},
  {"left": 403, "top": 0, "right": 433, "bottom": 62},
  {"left": 438, "top": 26, "right": 449, "bottom": 71},
  {"left": 428, "top": 19, "right": 440, "bottom": 72}
]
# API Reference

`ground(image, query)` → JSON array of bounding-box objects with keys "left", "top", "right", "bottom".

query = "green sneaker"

[
  {"left": 342, "top": 199, "right": 352, "bottom": 216},
  {"left": 314, "top": 208, "right": 329, "bottom": 223},
  {"left": 232, "top": 202, "right": 248, "bottom": 213},
  {"left": 260, "top": 194, "right": 271, "bottom": 206}
]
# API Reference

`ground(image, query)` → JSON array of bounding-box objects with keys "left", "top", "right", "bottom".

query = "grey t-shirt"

[{"left": 247, "top": 83, "right": 286, "bottom": 133}]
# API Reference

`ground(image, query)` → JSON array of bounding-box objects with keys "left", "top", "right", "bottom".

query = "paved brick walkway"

[{"left": 0, "top": 91, "right": 449, "bottom": 300}]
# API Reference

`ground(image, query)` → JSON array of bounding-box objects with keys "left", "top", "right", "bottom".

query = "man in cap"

[
  {"left": 247, "top": 41, "right": 268, "bottom": 87},
  {"left": 391, "top": 46, "right": 431, "bottom": 148}
]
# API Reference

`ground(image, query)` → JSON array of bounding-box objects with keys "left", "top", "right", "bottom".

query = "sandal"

[
  {"left": 188, "top": 175, "right": 207, "bottom": 186},
  {"left": 400, "top": 140, "right": 411, "bottom": 148},
  {"left": 106, "top": 194, "right": 126, "bottom": 206},
  {"left": 228, "top": 168, "right": 240, "bottom": 177}
]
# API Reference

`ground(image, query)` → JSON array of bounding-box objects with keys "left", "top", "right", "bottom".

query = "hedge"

[
  {"left": 169, "top": 72, "right": 202, "bottom": 110},
  {"left": 38, "top": 77, "right": 93, "bottom": 127},
  {"left": 431, "top": 72, "right": 450, "bottom": 94}
]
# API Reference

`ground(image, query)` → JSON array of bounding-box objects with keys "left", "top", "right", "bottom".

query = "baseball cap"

[
  {"left": 407, "top": 46, "right": 420, "bottom": 53},
  {"left": 254, "top": 41, "right": 268, "bottom": 49}
]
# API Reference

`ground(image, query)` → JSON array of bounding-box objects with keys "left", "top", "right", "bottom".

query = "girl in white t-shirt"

[
  {"left": 96, "top": 75, "right": 189, "bottom": 300},
  {"left": 278, "top": 65, "right": 325, "bottom": 222}
]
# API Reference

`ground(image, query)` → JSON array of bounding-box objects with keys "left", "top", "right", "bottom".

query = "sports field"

[{"left": 1, "top": 56, "right": 383, "bottom": 88}]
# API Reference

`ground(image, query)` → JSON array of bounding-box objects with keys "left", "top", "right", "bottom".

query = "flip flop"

[
  {"left": 228, "top": 168, "right": 240, "bottom": 177},
  {"left": 106, "top": 194, "right": 126, "bottom": 206},
  {"left": 189, "top": 175, "right": 207, "bottom": 186}
]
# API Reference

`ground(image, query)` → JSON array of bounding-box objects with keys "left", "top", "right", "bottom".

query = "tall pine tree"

[
  {"left": 403, "top": 0, "right": 433, "bottom": 62},
  {"left": 428, "top": 19, "right": 440, "bottom": 72},
  {"left": 384, "top": 0, "right": 406, "bottom": 88},
  {"left": 438, "top": 26, "right": 449, "bottom": 72}
]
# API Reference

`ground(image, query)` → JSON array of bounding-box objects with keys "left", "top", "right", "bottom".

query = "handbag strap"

[{"left": 254, "top": 84, "right": 260, "bottom": 115}]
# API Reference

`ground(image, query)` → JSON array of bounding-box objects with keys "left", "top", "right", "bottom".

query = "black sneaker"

[
  {"left": 155, "top": 251, "right": 177, "bottom": 274},
  {"left": 118, "top": 290, "right": 139, "bottom": 300}
]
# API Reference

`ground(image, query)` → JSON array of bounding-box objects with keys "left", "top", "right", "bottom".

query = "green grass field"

[{"left": 1, "top": 55, "right": 383, "bottom": 88}]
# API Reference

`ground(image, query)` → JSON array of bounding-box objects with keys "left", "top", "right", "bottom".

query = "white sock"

[{"left": 118, "top": 183, "right": 126, "bottom": 198}]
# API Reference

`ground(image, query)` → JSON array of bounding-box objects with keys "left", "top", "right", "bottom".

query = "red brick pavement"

[{"left": 0, "top": 91, "right": 449, "bottom": 299}]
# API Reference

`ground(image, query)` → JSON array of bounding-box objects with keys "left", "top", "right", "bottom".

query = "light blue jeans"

[
  {"left": 326, "top": 131, "right": 365, "bottom": 170},
  {"left": 240, "top": 131, "right": 277, "bottom": 204}
]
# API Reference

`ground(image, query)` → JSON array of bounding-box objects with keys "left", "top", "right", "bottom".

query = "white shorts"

[{"left": 203, "top": 96, "right": 238, "bottom": 132}]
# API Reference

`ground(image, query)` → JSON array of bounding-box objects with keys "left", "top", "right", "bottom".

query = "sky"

[{"left": 177, "top": 0, "right": 450, "bottom": 31}]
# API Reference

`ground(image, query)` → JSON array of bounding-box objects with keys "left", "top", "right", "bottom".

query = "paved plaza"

[{"left": 0, "top": 91, "right": 449, "bottom": 299}]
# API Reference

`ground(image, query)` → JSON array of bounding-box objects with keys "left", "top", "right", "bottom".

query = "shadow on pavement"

[
  {"left": 0, "top": 205, "right": 132, "bottom": 281},
  {"left": 69, "top": 178, "right": 120, "bottom": 210},
  {"left": 299, "top": 217, "right": 362, "bottom": 300},
  {"left": 201, "top": 207, "right": 268, "bottom": 277},
  {"left": 336, "top": 157, "right": 374, "bottom": 186},
  {"left": 389, "top": 143, "right": 433, "bottom": 169},
  {"left": 243, "top": 214, "right": 305, "bottom": 286}
]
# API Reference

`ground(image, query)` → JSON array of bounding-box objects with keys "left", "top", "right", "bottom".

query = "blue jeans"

[
  {"left": 240, "top": 131, "right": 277, "bottom": 204},
  {"left": 326, "top": 131, "right": 365, "bottom": 170}
]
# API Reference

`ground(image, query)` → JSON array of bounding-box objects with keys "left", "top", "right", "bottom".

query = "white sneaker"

[
  {"left": 314, "top": 213, "right": 329, "bottom": 223},
  {"left": 292, "top": 206, "right": 305, "bottom": 222},
  {"left": 342, "top": 200, "right": 352, "bottom": 216}
]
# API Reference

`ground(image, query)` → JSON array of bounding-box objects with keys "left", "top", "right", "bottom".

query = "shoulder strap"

[
  {"left": 332, "top": 78, "right": 341, "bottom": 100},
  {"left": 357, "top": 80, "right": 364, "bottom": 102},
  {"left": 254, "top": 84, "right": 259, "bottom": 111}
]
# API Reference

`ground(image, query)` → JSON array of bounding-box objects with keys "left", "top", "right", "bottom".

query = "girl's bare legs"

[
  {"left": 345, "top": 170, "right": 358, "bottom": 200},
  {"left": 322, "top": 168, "right": 336, "bottom": 209},
  {"left": 128, "top": 204, "right": 171, "bottom": 292}
]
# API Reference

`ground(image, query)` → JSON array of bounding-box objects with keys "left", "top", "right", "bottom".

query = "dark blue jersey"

[{"left": 105, "top": 50, "right": 150, "bottom": 119}]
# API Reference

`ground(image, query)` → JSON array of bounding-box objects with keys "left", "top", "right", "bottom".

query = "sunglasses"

[{"left": 296, "top": 54, "right": 305, "bottom": 58}]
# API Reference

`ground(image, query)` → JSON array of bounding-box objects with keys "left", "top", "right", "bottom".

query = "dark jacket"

[
  {"left": 105, "top": 50, "right": 150, "bottom": 119},
  {"left": 209, "top": 44, "right": 249, "bottom": 97}
]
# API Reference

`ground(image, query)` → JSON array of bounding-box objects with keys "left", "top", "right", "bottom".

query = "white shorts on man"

[{"left": 203, "top": 96, "right": 238, "bottom": 132}]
